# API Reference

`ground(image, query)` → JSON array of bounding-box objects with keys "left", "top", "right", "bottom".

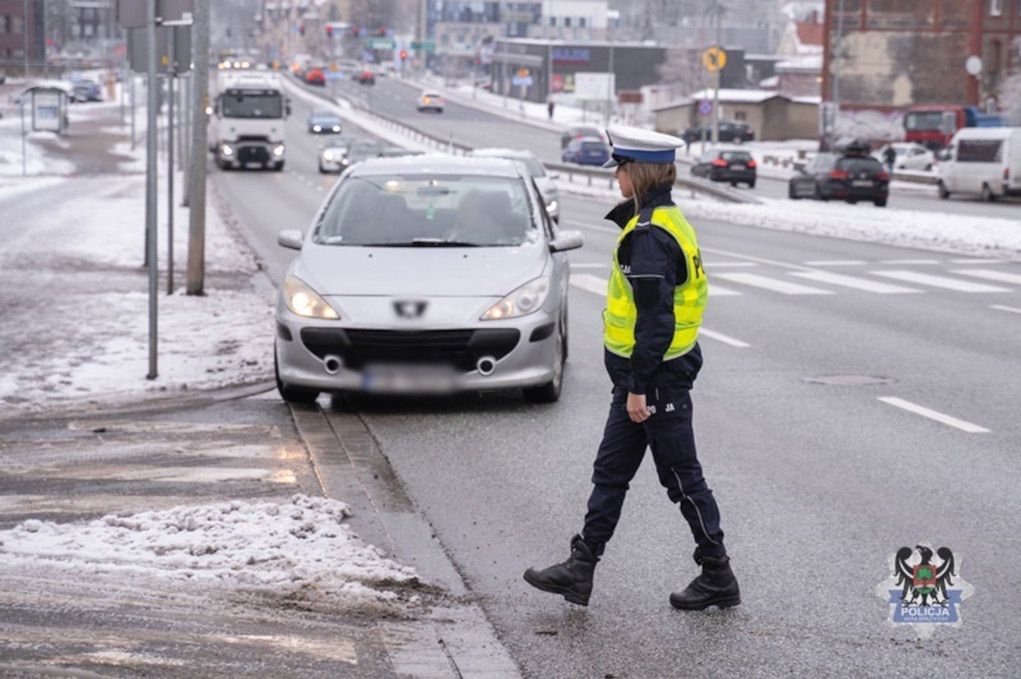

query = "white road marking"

[
  {"left": 991, "top": 304, "right": 1021, "bottom": 315},
  {"left": 802, "top": 260, "right": 868, "bottom": 266},
  {"left": 570, "top": 274, "right": 608, "bottom": 296},
  {"left": 950, "top": 257, "right": 1008, "bottom": 264},
  {"left": 570, "top": 262, "right": 608, "bottom": 269},
  {"left": 873, "top": 270, "right": 1010, "bottom": 293},
  {"left": 951, "top": 268, "right": 1021, "bottom": 286},
  {"left": 698, "top": 328, "right": 750, "bottom": 348},
  {"left": 705, "top": 261, "right": 757, "bottom": 268},
  {"left": 791, "top": 271, "right": 921, "bottom": 294},
  {"left": 877, "top": 397, "right": 990, "bottom": 434},
  {"left": 879, "top": 258, "right": 940, "bottom": 265},
  {"left": 708, "top": 284, "right": 742, "bottom": 297},
  {"left": 712, "top": 272, "right": 833, "bottom": 295},
  {"left": 563, "top": 219, "right": 618, "bottom": 236}
]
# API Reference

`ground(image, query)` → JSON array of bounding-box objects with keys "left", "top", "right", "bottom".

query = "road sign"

[
  {"left": 965, "top": 55, "right": 983, "bottom": 76},
  {"left": 511, "top": 75, "right": 533, "bottom": 87},
  {"left": 697, "top": 98, "right": 713, "bottom": 117},
  {"left": 368, "top": 38, "right": 395, "bottom": 50},
  {"left": 702, "top": 46, "right": 727, "bottom": 72},
  {"left": 411, "top": 40, "right": 435, "bottom": 52},
  {"left": 128, "top": 25, "right": 192, "bottom": 75},
  {"left": 117, "top": 0, "right": 194, "bottom": 28}
]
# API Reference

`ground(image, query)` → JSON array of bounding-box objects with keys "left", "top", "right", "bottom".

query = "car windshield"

[
  {"left": 838, "top": 157, "right": 883, "bottom": 173},
  {"left": 222, "top": 92, "right": 282, "bottom": 118},
  {"left": 315, "top": 175, "right": 536, "bottom": 247},
  {"left": 720, "top": 151, "right": 752, "bottom": 161},
  {"left": 581, "top": 142, "right": 605, "bottom": 152},
  {"left": 810, "top": 153, "right": 837, "bottom": 170},
  {"left": 904, "top": 111, "right": 945, "bottom": 131}
]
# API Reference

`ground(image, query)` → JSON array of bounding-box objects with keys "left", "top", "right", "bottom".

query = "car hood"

[{"left": 294, "top": 239, "right": 548, "bottom": 297}]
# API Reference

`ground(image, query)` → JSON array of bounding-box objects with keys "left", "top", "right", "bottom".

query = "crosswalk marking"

[
  {"left": 570, "top": 273, "right": 607, "bottom": 296},
  {"left": 705, "top": 261, "right": 758, "bottom": 268},
  {"left": 803, "top": 260, "right": 868, "bottom": 267},
  {"left": 878, "top": 397, "right": 990, "bottom": 434},
  {"left": 790, "top": 271, "right": 922, "bottom": 294},
  {"left": 991, "top": 304, "right": 1021, "bottom": 315},
  {"left": 712, "top": 272, "right": 833, "bottom": 295},
  {"left": 873, "top": 270, "right": 1010, "bottom": 293},
  {"left": 951, "top": 268, "right": 1021, "bottom": 286},
  {"left": 698, "top": 328, "right": 750, "bottom": 348},
  {"left": 707, "top": 283, "right": 742, "bottom": 297},
  {"left": 570, "top": 262, "right": 608, "bottom": 270},
  {"left": 880, "top": 258, "right": 941, "bottom": 265},
  {"left": 950, "top": 258, "right": 1008, "bottom": 264}
]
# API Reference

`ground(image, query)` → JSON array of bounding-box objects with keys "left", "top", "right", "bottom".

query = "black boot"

[
  {"left": 523, "top": 535, "right": 597, "bottom": 606},
  {"left": 669, "top": 551, "right": 740, "bottom": 610}
]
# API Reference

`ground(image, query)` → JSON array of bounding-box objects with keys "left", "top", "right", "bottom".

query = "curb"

[{"left": 292, "top": 403, "right": 523, "bottom": 679}]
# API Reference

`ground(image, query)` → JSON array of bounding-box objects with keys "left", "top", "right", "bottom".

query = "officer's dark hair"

[{"left": 622, "top": 162, "right": 676, "bottom": 215}]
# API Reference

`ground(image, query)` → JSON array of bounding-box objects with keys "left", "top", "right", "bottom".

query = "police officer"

[{"left": 523, "top": 126, "right": 740, "bottom": 610}]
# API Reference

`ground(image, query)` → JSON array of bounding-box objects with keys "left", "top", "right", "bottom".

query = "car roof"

[
  {"left": 576, "top": 136, "right": 606, "bottom": 143},
  {"left": 348, "top": 154, "right": 525, "bottom": 178},
  {"left": 471, "top": 147, "right": 537, "bottom": 160}
]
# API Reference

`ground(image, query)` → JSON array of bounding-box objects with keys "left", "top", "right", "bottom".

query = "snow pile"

[{"left": 0, "top": 495, "right": 419, "bottom": 609}]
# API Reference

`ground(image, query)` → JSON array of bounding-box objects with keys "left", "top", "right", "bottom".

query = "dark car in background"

[
  {"left": 681, "top": 121, "right": 754, "bottom": 145},
  {"left": 690, "top": 148, "right": 757, "bottom": 188},
  {"left": 561, "top": 137, "right": 611, "bottom": 166},
  {"left": 788, "top": 145, "right": 890, "bottom": 206},
  {"left": 308, "top": 110, "right": 342, "bottom": 134},
  {"left": 354, "top": 70, "right": 376, "bottom": 85},
  {"left": 70, "top": 79, "right": 102, "bottom": 103},
  {"left": 560, "top": 125, "right": 605, "bottom": 149}
]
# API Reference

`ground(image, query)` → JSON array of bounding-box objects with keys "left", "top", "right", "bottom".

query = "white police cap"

[{"left": 603, "top": 125, "right": 685, "bottom": 168}]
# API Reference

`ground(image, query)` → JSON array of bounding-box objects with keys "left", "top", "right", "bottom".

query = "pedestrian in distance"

[
  {"left": 523, "top": 125, "right": 740, "bottom": 611},
  {"left": 547, "top": 97, "right": 555, "bottom": 121},
  {"left": 883, "top": 145, "right": 897, "bottom": 174}
]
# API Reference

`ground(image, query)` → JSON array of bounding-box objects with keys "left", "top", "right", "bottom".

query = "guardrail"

[{"left": 290, "top": 75, "right": 760, "bottom": 205}]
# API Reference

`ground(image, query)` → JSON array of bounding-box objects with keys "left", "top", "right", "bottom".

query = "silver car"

[
  {"left": 274, "top": 155, "right": 583, "bottom": 403},
  {"left": 470, "top": 148, "right": 561, "bottom": 222}
]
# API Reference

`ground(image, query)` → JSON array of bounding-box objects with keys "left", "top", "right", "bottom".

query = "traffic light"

[
  {"left": 399, "top": 49, "right": 408, "bottom": 61},
  {"left": 299, "top": 23, "right": 305, "bottom": 36},
  {"left": 326, "top": 25, "right": 333, "bottom": 38},
  {"left": 351, "top": 25, "right": 360, "bottom": 37}
]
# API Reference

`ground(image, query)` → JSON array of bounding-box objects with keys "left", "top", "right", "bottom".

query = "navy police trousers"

[{"left": 582, "top": 386, "right": 726, "bottom": 559}]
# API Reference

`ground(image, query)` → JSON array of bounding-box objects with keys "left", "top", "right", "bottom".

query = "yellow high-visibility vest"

[{"left": 603, "top": 205, "right": 707, "bottom": 359}]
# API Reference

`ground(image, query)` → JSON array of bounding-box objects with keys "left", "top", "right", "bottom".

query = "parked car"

[
  {"left": 471, "top": 148, "right": 561, "bottom": 222},
  {"left": 560, "top": 125, "right": 606, "bottom": 149},
  {"left": 273, "top": 155, "right": 583, "bottom": 403},
  {"left": 304, "top": 68, "right": 326, "bottom": 86},
  {"left": 690, "top": 148, "right": 757, "bottom": 188},
  {"left": 561, "top": 137, "right": 611, "bottom": 166},
  {"left": 873, "top": 142, "right": 936, "bottom": 172},
  {"left": 416, "top": 92, "right": 445, "bottom": 113},
  {"left": 936, "top": 127, "right": 1021, "bottom": 202},
  {"left": 681, "top": 121, "right": 754, "bottom": 145},
  {"left": 354, "top": 70, "right": 375, "bottom": 85},
  {"left": 70, "top": 79, "right": 102, "bottom": 103},
  {"left": 308, "top": 110, "right": 342, "bottom": 134},
  {"left": 788, "top": 143, "right": 890, "bottom": 206}
]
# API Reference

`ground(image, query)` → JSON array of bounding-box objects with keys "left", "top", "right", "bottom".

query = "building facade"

[
  {"left": 0, "top": 0, "right": 44, "bottom": 71},
  {"left": 822, "top": 0, "right": 1021, "bottom": 111}
]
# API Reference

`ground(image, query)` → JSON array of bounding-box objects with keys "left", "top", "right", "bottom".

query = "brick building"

[
  {"left": 822, "top": 0, "right": 1021, "bottom": 111},
  {"left": 0, "top": 0, "right": 44, "bottom": 72}
]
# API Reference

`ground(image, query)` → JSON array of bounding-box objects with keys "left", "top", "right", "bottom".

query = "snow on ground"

[
  {"left": 0, "top": 494, "right": 419, "bottom": 611},
  {"left": 0, "top": 170, "right": 269, "bottom": 415},
  {"left": 557, "top": 182, "right": 1021, "bottom": 259},
  {"left": 0, "top": 118, "right": 77, "bottom": 175}
]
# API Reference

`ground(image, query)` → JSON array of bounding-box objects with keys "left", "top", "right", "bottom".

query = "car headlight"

[
  {"left": 481, "top": 276, "right": 550, "bottom": 320},
  {"left": 273, "top": 144, "right": 285, "bottom": 157},
  {"left": 323, "top": 150, "right": 335, "bottom": 161},
  {"left": 545, "top": 199, "right": 558, "bottom": 214},
  {"left": 332, "top": 125, "right": 340, "bottom": 132},
  {"left": 220, "top": 143, "right": 234, "bottom": 156},
  {"left": 282, "top": 274, "right": 339, "bottom": 320},
  {"left": 313, "top": 125, "right": 322, "bottom": 132}
]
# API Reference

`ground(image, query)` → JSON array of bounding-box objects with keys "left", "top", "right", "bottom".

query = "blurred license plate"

[
  {"left": 361, "top": 364, "right": 456, "bottom": 393},
  {"left": 852, "top": 180, "right": 872, "bottom": 187},
  {"left": 731, "top": 164, "right": 746, "bottom": 170},
  {"left": 245, "top": 162, "right": 263, "bottom": 169}
]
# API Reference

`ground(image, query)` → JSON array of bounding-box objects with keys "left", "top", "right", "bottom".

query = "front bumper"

[
  {"left": 319, "top": 157, "right": 347, "bottom": 172},
  {"left": 275, "top": 306, "right": 559, "bottom": 394},
  {"left": 219, "top": 142, "right": 285, "bottom": 168}
]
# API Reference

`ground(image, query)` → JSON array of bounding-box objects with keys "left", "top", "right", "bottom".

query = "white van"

[{"left": 937, "top": 127, "right": 1021, "bottom": 201}]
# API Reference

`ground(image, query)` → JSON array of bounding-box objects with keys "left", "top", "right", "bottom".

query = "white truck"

[{"left": 210, "top": 71, "right": 290, "bottom": 171}]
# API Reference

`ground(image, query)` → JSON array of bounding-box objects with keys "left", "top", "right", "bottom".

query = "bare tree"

[{"left": 656, "top": 47, "right": 705, "bottom": 98}]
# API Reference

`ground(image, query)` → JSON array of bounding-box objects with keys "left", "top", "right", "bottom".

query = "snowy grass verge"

[{"left": 0, "top": 494, "right": 422, "bottom": 613}]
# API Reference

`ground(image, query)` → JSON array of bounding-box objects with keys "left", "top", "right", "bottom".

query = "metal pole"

[
  {"left": 712, "top": 4, "right": 722, "bottom": 145},
  {"left": 605, "top": 27, "right": 614, "bottom": 126},
  {"left": 167, "top": 36, "right": 175, "bottom": 296},
  {"left": 120, "top": 68, "right": 125, "bottom": 127},
  {"left": 186, "top": 0, "right": 209, "bottom": 296},
  {"left": 23, "top": 0, "right": 29, "bottom": 78},
  {"left": 20, "top": 101, "right": 26, "bottom": 176},
  {"left": 830, "top": 0, "right": 846, "bottom": 149},
  {"left": 130, "top": 74, "right": 136, "bottom": 150},
  {"left": 145, "top": 0, "right": 159, "bottom": 379},
  {"left": 182, "top": 72, "right": 190, "bottom": 207},
  {"left": 41, "top": 0, "right": 47, "bottom": 78}
]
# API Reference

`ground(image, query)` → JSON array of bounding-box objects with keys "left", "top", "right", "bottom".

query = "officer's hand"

[{"left": 626, "top": 392, "right": 651, "bottom": 423}]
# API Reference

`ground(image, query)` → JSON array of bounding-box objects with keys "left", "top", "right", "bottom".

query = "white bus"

[{"left": 937, "top": 127, "right": 1021, "bottom": 201}]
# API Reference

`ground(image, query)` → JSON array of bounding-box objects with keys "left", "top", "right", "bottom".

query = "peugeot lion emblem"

[{"left": 394, "top": 300, "right": 427, "bottom": 319}]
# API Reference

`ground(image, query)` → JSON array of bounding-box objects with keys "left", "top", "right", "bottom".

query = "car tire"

[
  {"left": 216, "top": 158, "right": 230, "bottom": 171},
  {"left": 981, "top": 183, "right": 996, "bottom": 202},
  {"left": 788, "top": 184, "right": 800, "bottom": 200},
  {"left": 274, "top": 161, "right": 284, "bottom": 172},
  {"left": 874, "top": 198, "right": 888, "bottom": 207},
  {"left": 748, "top": 180, "right": 756, "bottom": 189},
  {"left": 523, "top": 316, "right": 566, "bottom": 404},
  {"left": 938, "top": 180, "right": 950, "bottom": 199},
  {"left": 730, "top": 181, "right": 738, "bottom": 187},
  {"left": 275, "top": 352, "right": 319, "bottom": 405}
]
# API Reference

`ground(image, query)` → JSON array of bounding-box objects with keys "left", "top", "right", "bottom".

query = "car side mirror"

[
  {"left": 277, "top": 229, "right": 304, "bottom": 250},
  {"left": 550, "top": 230, "right": 583, "bottom": 252},
  {"left": 285, "top": 98, "right": 292, "bottom": 117}
]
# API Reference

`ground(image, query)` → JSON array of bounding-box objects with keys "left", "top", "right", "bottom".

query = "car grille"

[
  {"left": 238, "top": 145, "right": 270, "bottom": 163},
  {"left": 300, "top": 328, "right": 521, "bottom": 371}
]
